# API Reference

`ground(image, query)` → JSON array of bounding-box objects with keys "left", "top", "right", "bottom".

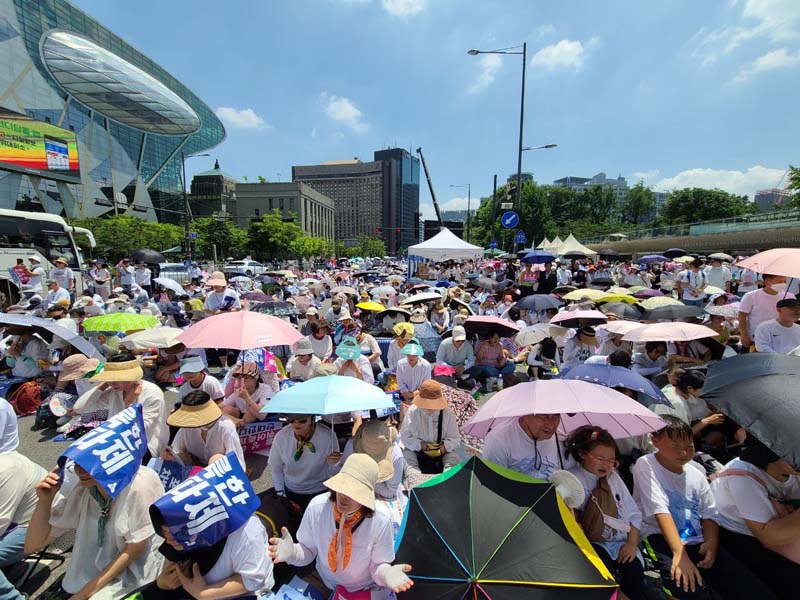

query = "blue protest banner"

[
  {"left": 153, "top": 451, "right": 259, "bottom": 548},
  {"left": 58, "top": 403, "right": 146, "bottom": 497}
]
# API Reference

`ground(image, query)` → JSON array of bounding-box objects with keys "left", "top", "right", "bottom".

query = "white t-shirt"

[
  {"left": 703, "top": 265, "right": 732, "bottom": 290},
  {"left": 0, "top": 397, "right": 19, "bottom": 453},
  {"left": 293, "top": 492, "right": 395, "bottom": 594},
  {"left": 134, "top": 268, "right": 151, "bottom": 286},
  {"left": 267, "top": 422, "right": 339, "bottom": 495},
  {"left": 286, "top": 354, "right": 322, "bottom": 380},
  {"left": 178, "top": 373, "right": 225, "bottom": 401},
  {"left": 49, "top": 467, "right": 165, "bottom": 596},
  {"left": 399, "top": 406, "right": 461, "bottom": 453},
  {"left": 562, "top": 336, "right": 598, "bottom": 369},
  {"left": 395, "top": 357, "right": 431, "bottom": 392},
  {"left": 51, "top": 266, "right": 74, "bottom": 290},
  {"left": 28, "top": 265, "right": 44, "bottom": 292},
  {"left": 482, "top": 419, "right": 574, "bottom": 482},
  {"left": 711, "top": 458, "right": 800, "bottom": 536},
  {"left": 0, "top": 451, "right": 46, "bottom": 534},
  {"left": 678, "top": 269, "right": 707, "bottom": 301},
  {"left": 221, "top": 382, "right": 272, "bottom": 414},
  {"left": 569, "top": 466, "right": 642, "bottom": 560},
  {"left": 632, "top": 452, "right": 717, "bottom": 544},
  {"left": 204, "top": 515, "right": 274, "bottom": 592},
  {"left": 203, "top": 289, "right": 241, "bottom": 312},
  {"left": 754, "top": 319, "right": 800, "bottom": 354},
  {"left": 172, "top": 418, "right": 245, "bottom": 467},
  {"left": 740, "top": 288, "right": 796, "bottom": 337},
  {"left": 307, "top": 334, "right": 333, "bottom": 361},
  {"left": 334, "top": 356, "right": 375, "bottom": 384},
  {"left": 119, "top": 265, "right": 135, "bottom": 285},
  {"left": 735, "top": 268, "right": 759, "bottom": 293}
]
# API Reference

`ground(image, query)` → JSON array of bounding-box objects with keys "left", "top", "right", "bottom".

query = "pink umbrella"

[
  {"left": 463, "top": 379, "right": 665, "bottom": 439},
  {"left": 735, "top": 248, "right": 800, "bottom": 279},
  {"left": 464, "top": 315, "right": 520, "bottom": 338},
  {"left": 178, "top": 311, "right": 303, "bottom": 350},
  {"left": 598, "top": 321, "right": 645, "bottom": 336},
  {"left": 622, "top": 321, "right": 717, "bottom": 343},
  {"left": 549, "top": 309, "right": 608, "bottom": 328},
  {"left": 633, "top": 288, "right": 663, "bottom": 299}
]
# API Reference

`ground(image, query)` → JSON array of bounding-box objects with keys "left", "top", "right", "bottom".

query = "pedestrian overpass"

[{"left": 583, "top": 208, "right": 800, "bottom": 255}]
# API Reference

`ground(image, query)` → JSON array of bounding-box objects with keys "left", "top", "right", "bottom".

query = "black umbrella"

[
  {"left": 562, "top": 250, "right": 587, "bottom": 260},
  {"left": 643, "top": 305, "right": 702, "bottom": 321},
  {"left": 464, "top": 316, "right": 520, "bottom": 339},
  {"left": 704, "top": 353, "right": 800, "bottom": 397},
  {"left": 473, "top": 277, "right": 503, "bottom": 290},
  {"left": 515, "top": 294, "right": 562, "bottom": 311},
  {"left": 600, "top": 301, "right": 645, "bottom": 320},
  {"left": 131, "top": 248, "right": 165, "bottom": 264},
  {"left": 663, "top": 248, "right": 688, "bottom": 259},
  {"left": 375, "top": 307, "right": 411, "bottom": 322},
  {"left": 551, "top": 285, "right": 577, "bottom": 296},
  {"left": 250, "top": 301, "right": 299, "bottom": 317},
  {"left": 588, "top": 277, "right": 614, "bottom": 287}
]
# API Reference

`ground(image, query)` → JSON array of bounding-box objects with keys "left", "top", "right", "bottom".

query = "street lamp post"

[
  {"left": 180, "top": 152, "right": 210, "bottom": 260},
  {"left": 449, "top": 183, "right": 471, "bottom": 242}
]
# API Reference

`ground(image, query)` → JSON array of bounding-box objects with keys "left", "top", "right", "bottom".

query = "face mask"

[{"left": 771, "top": 283, "right": 788, "bottom": 292}]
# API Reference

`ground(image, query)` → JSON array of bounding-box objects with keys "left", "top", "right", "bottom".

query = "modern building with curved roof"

[{"left": 0, "top": 0, "right": 225, "bottom": 222}]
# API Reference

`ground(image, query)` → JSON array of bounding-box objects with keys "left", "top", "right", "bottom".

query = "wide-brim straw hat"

[
  {"left": 413, "top": 379, "right": 447, "bottom": 410},
  {"left": 90, "top": 358, "right": 143, "bottom": 382},
  {"left": 207, "top": 271, "right": 227, "bottom": 287},
  {"left": 167, "top": 395, "right": 222, "bottom": 428},
  {"left": 324, "top": 453, "right": 378, "bottom": 511},
  {"left": 58, "top": 354, "right": 101, "bottom": 383},
  {"left": 353, "top": 420, "right": 395, "bottom": 483}
]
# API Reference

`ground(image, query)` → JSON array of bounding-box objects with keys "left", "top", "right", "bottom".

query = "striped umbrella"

[{"left": 83, "top": 313, "right": 160, "bottom": 333}]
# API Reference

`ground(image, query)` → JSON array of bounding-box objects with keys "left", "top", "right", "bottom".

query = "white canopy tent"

[
  {"left": 558, "top": 233, "right": 598, "bottom": 256},
  {"left": 536, "top": 237, "right": 551, "bottom": 250},
  {"left": 550, "top": 236, "right": 564, "bottom": 254},
  {"left": 407, "top": 227, "right": 484, "bottom": 261}
]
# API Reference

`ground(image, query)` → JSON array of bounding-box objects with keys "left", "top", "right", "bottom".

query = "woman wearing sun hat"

[
  {"left": 50, "top": 354, "right": 102, "bottom": 429},
  {"left": 51, "top": 256, "right": 74, "bottom": 298},
  {"left": 333, "top": 335, "right": 374, "bottom": 384},
  {"left": 400, "top": 379, "right": 461, "bottom": 477},
  {"left": 269, "top": 454, "right": 414, "bottom": 598},
  {"left": 162, "top": 390, "right": 244, "bottom": 469},
  {"left": 386, "top": 322, "right": 414, "bottom": 371}
]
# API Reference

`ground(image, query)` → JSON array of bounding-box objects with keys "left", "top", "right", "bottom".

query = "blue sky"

[{"left": 73, "top": 0, "right": 800, "bottom": 219}]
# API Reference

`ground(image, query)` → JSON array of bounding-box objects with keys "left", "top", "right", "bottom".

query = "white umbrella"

[
  {"left": 515, "top": 323, "right": 568, "bottom": 347},
  {"left": 120, "top": 326, "right": 184, "bottom": 350},
  {"left": 623, "top": 322, "right": 718, "bottom": 342},
  {"left": 598, "top": 321, "right": 646, "bottom": 336},
  {"left": 154, "top": 277, "right": 184, "bottom": 294},
  {"left": 370, "top": 285, "right": 397, "bottom": 297}
]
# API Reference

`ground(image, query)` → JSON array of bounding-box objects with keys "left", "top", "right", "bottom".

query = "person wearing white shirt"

[
  {"left": 306, "top": 323, "right": 333, "bottom": 361},
  {"left": 482, "top": 413, "right": 575, "bottom": 482},
  {"left": 399, "top": 380, "right": 460, "bottom": 476},
  {"left": 395, "top": 338, "right": 431, "bottom": 401},
  {"left": 176, "top": 356, "right": 224, "bottom": 402},
  {"left": 631, "top": 342, "right": 667, "bottom": 379},
  {"left": 50, "top": 257, "right": 74, "bottom": 294},
  {"left": 739, "top": 274, "right": 795, "bottom": 349},
  {"left": 26, "top": 255, "right": 45, "bottom": 294},
  {"left": 754, "top": 298, "right": 800, "bottom": 354},
  {"left": 709, "top": 439, "right": 800, "bottom": 599},
  {"left": 267, "top": 415, "right": 340, "bottom": 508},
  {"left": 44, "top": 279, "right": 70, "bottom": 309},
  {"left": 676, "top": 260, "right": 708, "bottom": 306},
  {"left": 0, "top": 398, "right": 19, "bottom": 453},
  {"left": 704, "top": 258, "right": 732, "bottom": 292},
  {"left": 117, "top": 258, "right": 135, "bottom": 290},
  {"left": 734, "top": 266, "right": 760, "bottom": 296},
  {"left": 561, "top": 327, "right": 599, "bottom": 370},
  {"left": 3, "top": 328, "right": 47, "bottom": 379},
  {"left": 133, "top": 263, "right": 152, "bottom": 295},
  {"left": 334, "top": 336, "right": 375, "bottom": 384},
  {"left": 286, "top": 338, "right": 322, "bottom": 380},
  {"left": 556, "top": 262, "right": 572, "bottom": 286}
]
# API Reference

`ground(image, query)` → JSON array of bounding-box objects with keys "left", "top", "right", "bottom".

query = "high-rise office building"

[
  {"left": 292, "top": 148, "right": 420, "bottom": 253},
  {"left": 755, "top": 188, "right": 793, "bottom": 211}
]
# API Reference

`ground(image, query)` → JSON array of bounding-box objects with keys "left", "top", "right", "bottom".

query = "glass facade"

[
  {"left": 0, "top": 0, "right": 225, "bottom": 223},
  {"left": 374, "top": 148, "right": 420, "bottom": 251}
]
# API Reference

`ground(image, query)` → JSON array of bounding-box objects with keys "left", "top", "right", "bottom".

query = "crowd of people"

[{"left": 0, "top": 248, "right": 797, "bottom": 600}]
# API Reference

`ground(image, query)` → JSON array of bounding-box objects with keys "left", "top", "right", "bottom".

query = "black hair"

[
  {"left": 645, "top": 341, "right": 667, "bottom": 354},
  {"left": 675, "top": 370, "right": 705, "bottom": 393},
  {"left": 740, "top": 437, "right": 781, "bottom": 470},
  {"left": 540, "top": 337, "right": 558, "bottom": 361},
  {"left": 327, "top": 492, "right": 374, "bottom": 518},
  {"left": 182, "top": 390, "right": 212, "bottom": 407},
  {"left": 507, "top": 307, "right": 521, "bottom": 321},
  {"left": 565, "top": 425, "right": 619, "bottom": 463},
  {"left": 608, "top": 350, "right": 632, "bottom": 368},
  {"left": 651, "top": 415, "right": 694, "bottom": 441},
  {"left": 762, "top": 273, "right": 781, "bottom": 282},
  {"left": 108, "top": 351, "right": 137, "bottom": 363}
]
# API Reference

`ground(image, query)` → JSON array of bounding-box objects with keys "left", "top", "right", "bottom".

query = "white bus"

[{"left": 0, "top": 208, "right": 96, "bottom": 304}]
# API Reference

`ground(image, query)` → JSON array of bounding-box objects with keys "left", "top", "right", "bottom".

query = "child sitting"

[
  {"left": 633, "top": 416, "right": 776, "bottom": 600},
  {"left": 566, "top": 426, "right": 645, "bottom": 600}
]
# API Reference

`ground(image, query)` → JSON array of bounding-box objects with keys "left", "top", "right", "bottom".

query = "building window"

[{"left": 254, "top": 208, "right": 260, "bottom": 218}]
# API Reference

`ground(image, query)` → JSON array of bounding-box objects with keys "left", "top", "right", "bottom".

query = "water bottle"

[{"left": 496, "top": 376, "right": 504, "bottom": 391}]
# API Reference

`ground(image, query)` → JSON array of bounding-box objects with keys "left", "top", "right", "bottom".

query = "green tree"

[
  {"left": 70, "top": 215, "right": 183, "bottom": 260},
  {"left": 289, "top": 235, "right": 331, "bottom": 260},
  {"left": 661, "top": 188, "right": 755, "bottom": 224},
  {"left": 246, "top": 209, "right": 304, "bottom": 260},
  {"left": 786, "top": 165, "right": 800, "bottom": 205},
  {"left": 620, "top": 182, "right": 656, "bottom": 224},
  {"left": 192, "top": 217, "right": 248, "bottom": 260},
  {"left": 256, "top": 175, "right": 268, "bottom": 183}
]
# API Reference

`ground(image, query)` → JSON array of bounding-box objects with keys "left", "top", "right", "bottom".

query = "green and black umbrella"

[{"left": 396, "top": 457, "right": 618, "bottom": 599}]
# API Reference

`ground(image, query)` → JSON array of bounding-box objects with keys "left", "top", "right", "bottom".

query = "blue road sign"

[
  {"left": 515, "top": 230, "right": 527, "bottom": 245},
  {"left": 501, "top": 211, "right": 520, "bottom": 229},
  {"left": 489, "top": 239, "right": 498, "bottom": 249},
  {"left": 190, "top": 232, "right": 199, "bottom": 239}
]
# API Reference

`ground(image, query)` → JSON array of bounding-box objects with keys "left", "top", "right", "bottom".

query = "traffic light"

[
  {"left": 506, "top": 180, "right": 517, "bottom": 203},
  {"left": 375, "top": 227, "right": 382, "bottom": 234},
  {"left": 396, "top": 228, "right": 401, "bottom": 234}
]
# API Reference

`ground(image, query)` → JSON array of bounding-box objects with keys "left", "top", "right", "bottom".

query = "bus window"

[
  {"left": 0, "top": 217, "right": 26, "bottom": 248},
  {"left": 25, "top": 220, "right": 79, "bottom": 268}
]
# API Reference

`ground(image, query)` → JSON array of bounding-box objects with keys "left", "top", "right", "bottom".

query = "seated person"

[
  {"left": 334, "top": 336, "right": 374, "bottom": 384},
  {"left": 220, "top": 361, "right": 271, "bottom": 426},
  {"left": 429, "top": 300, "right": 450, "bottom": 334},
  {"left": 468, "top": 332, "right": 515, "bottom": 381},
  {"left": 710, "top": 437, "right": 800, "bottom": 600},
  {"left": 633, "top": 416, "right": 775, "bottom": 600},
  {"left": 668, "top": 338, "right": 713, "bottom": 367},
  {"left": 631, "top": 341, "right": 667, "bottom": 379},
  {"left": 0, "top": 450, "right": 46, "bottom": 600},
  {"left": 343, "top": 419, "right": 405, "bottom": 503},
  {"left": 356, "top": 329, "right": 384, "bottom": 379},
  {"left": 566, "top": 426, "right": 646, "bottom": 600},
  {"left": 561, "top": 327, "right": 599, "bottom": 370},
  {"left": 524, "top": 337, "right": 561, "bottom": 379},
  {"left": 163, "top": 391, "right": 245, "bottom": 468},
  {"left": 395, "top": 337, "right": 431, "bottom": 402},
  {"left": 177, "top": 356, "right": 224, "bottom": 404},
  {"left": 286, "top": 338, "right": 322, "bottom": 381},
  {"left": 268, "top": 454, "right": 413, "bottom": 597},
  {"left": 2, "top": 326, "right": 47, "bottom": 379},
  {"left": 386, "top": 322, "right": 414, "bottom": 371},
  {"left": 483, "top": 412, "right": 575, "bottom": 481},
  {"left": 400, "top": 380, "right": 460, "bottom": 476},
  {"left": 267, "top": 414, "right": 340, "bottom": 510},
  {"left": 435, "top": 325, "right": 475, "bottom": 376},
  {"left": 306, "top": 321, "right": 333, "bottom": 361}
]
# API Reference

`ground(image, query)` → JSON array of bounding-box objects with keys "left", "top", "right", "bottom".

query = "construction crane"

[{"left": 416, "top": 147, "right": 443, "bottom": 227}]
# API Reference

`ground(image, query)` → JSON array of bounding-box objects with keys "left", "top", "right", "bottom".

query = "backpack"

[
  {"left": 8, "top": 381, "right": 42, "bottom": 416},
  {"left": 580, "top": 476, "right": 619, "bottom": 542}
]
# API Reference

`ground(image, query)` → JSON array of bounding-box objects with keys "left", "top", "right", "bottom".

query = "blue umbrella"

[
  {"left": 521, "top": 250, "right": 556, "bottom": 264},
  {"left": 639, "top": 254, "right": 668, "bottom": 264},
  {"left": 261, "top": 375, "right": 394, "bottom": 416},
  {"left": 557, "top": 363, "right": 671, "bottom": 406},
  {"left": 435, "top": 281, "right": 452, "bottom": 288}
]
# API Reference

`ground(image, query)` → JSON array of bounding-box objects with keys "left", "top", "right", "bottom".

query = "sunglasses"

[{"left": 285, "top": 417, "right": 311, "bottom": 424}]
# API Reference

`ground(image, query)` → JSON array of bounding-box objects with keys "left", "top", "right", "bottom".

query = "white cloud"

[
  {"left": 468, "top": 53, "right": 502, "bottom": 94},
  {"left": 214, "top": 107, "right": 270, "bottom": 131},
  {"left": 319, "top": 92, "right": 370, "bottom": 133},
  {"left": 632, "top": 169, "right": 661, "bottom": 182},
  {"left": 653, "top": 165, "right": 786, "bottom": 199},
  {"left": 530, "top": 37, "right": 600, "bottom": 72},
  {"left": 692, "top": 0, "right": 800, "bottom": 66},
  {"left": 733, "top": 47, "right": 800, "bottom": 81},
  {"left": 381, "top": 0, "right": 424, "bottom": 17}
]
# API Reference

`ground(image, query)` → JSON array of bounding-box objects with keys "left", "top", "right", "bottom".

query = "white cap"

[
  {"left": 452, "top": 325, "right": 467, "bottom": 341},
  {"left": 28, "top": 255, "right": 41, "bottom": 262}
]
